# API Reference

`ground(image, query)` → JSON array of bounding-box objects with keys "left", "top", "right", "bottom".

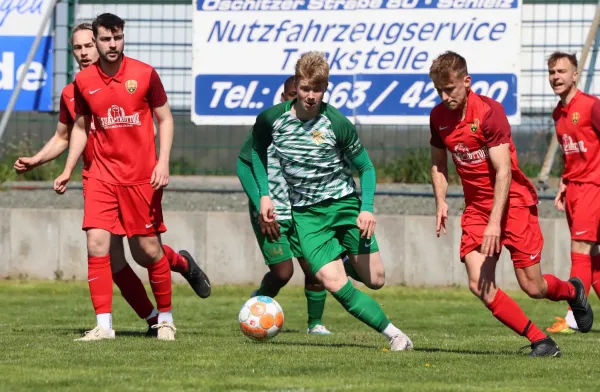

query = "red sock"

[
  {"left": 112, "top": 264, "right": 155, "bottom": 320},
  {"left": 88, "top": 255, "right": 113, "bottom": 315},
  {"left": 544, "top": 274, "right": 576, "bottom": 301},
  {"left": 571, "top": 253, "right": 592, "bottom": 295},
  {"left": 487, "top": 289, "right": 547, "bottom": 343},
  {"left": 162, "top": 245, "right": 188, "bottom": 274},
  {"left": 592, "top": 254, "right": 600, "bottom": 299},
  {"left": 147, "top": 255, "right": 172, "bottom": 312}
]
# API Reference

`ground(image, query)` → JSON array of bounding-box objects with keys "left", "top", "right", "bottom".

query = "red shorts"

[
  {"left": 460, "top": 204, "right": 543, "bottom": 268},
  {"left": 82, "top": 177, "right": 166, "bottom": 238},
  {"left": 565, "top": 182, "right": 600, "bottom": 243}
]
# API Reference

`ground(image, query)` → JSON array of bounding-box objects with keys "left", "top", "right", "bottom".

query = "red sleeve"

[
  {"left": 73, "top": 82, "right": 91, "bottom": 116},
  {"left": 429, "top": 116, "right": 445, "bottom": 149},
  {"left": 482, "top": 104, "right": 511, "bottom": 147},
  {"left": 59, "top": 92, "right": 74, "bottom": 125},
  {"left": 147, "top": 69, "right": 168, "bottom": 109},
  {"left": 591, "top": 99, "right": 600, "bottom": 137}
]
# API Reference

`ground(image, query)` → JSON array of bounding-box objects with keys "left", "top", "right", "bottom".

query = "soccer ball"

[{"left": 238, "top": 296, "right": 284, "bottom": 341}]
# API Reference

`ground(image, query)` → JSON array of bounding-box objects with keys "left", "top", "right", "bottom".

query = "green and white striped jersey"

[
  {"left": 239, "top": 132, "right": 292, "bottom": 221},
  {"left": 252, "top": 100, "right": 364, "bottom": 207}
]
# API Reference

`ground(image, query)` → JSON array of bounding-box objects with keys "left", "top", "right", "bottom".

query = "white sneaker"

[
  {"left": 152, "top": 321, "right": 176, "bottom": 341},
  {"left": 389, "top": 333, "right": 413, "bottom": 351},
  {"left": 74, "top": 325, "right": 115, "bottom": 341},
  {"left": 307, "top": 324, "right": 333, "bottom": 335}
]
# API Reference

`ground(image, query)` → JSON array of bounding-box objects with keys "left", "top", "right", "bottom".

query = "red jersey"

[
  {"left": 73, "top": 55, "right": 168, "bottom": 185},
  {"left": 430, "top": 92, "right": 538, "bottom": 210},
  {"left": 59, "top": 82, "right": 95, "bottom": 177},
  {"left": 552, "top": 89, "right": 600, "bottom": 185}
]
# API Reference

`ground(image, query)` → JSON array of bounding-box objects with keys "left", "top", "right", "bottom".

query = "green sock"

[
  {"left": 332, "top": 280, "right": 390, "bottom": 333},
  {"left": 305, "top": 289, "right": 327, "bottom": 329}
]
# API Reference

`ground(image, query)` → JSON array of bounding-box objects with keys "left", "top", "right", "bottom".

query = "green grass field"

[{"left": 1, "top": 281, "right": 599, "bottom": 391}]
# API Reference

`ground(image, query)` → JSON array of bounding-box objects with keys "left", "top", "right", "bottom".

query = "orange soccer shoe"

[{"left": 546, "top": 317, "right": 576, "bottom": 334}]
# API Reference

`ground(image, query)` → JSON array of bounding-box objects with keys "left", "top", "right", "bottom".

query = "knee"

[
  {"left": 520, "top": 280, "right": 545, "bottom": 299},
  {"left": 132, "top": 241, "right": 163, "bottom": 266},
  {"left": 87, "top": 233, "right": 109, "bottom": 257},
  {"left": 468, "top": 279, "right": 495, "bottom": 305},
  {"left": 365, "top": 272, "right": 385, "bottom": 290},
  {"left": 275, "top": 268, "right": 293, "bottom": 284}
]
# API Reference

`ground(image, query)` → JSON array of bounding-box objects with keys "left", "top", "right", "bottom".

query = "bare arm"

[
  {"left": 431, "top": 146, "right": 449, "bottom": 206},
  {"left": 14, "top": 122, "right": 72, "bottom": 173},
  {"left": 53, "top": 115, "right": 89, "bottom": 194},
  {"left": 431, "top": 146, "right": 449, "bottom": 237},
  {"left": 153, "top": 102, "right": 174, "bottom": 165},
  {"left": 488, "top": 143, "right": 511, "bottom": 225},
  {"left": 35, "top": 122, "right": 72, "bottom": 165}
]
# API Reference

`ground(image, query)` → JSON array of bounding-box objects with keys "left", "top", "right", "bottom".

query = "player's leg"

[
  {"left": 75, "top": 177, "right": 121, "bottom": 341},
  {"left": 463, "top": 250, "right": 559, "bottom": 357},
  {"left": 297, "top": 257, "right": 331, "bottom": 334},
  {"left": 249, "top": 213, "right": 295, "bottom": 298},
  {"left": 253, "top": 260, "right": 294, "bottom": 298},
  {"left": 162, "top": 242, "right": 211, "bottom": 299},
  {"left": 78, "top": 228, "right": 116, "bottom": 341},
  {"left": 548, "top": 183, "right": 598, "bottom": 332},
  {"left": 504, "top": 205, "right": 593, "bottom": 334},
  {"left": 294, "top": 199, "right": 410, "bottom": 350},
  {"left": 116, "top": 184, "right": 176, "bottom": 340},
  {"left": 128, "top": 234, "right": 175, "bottom": 340},
  {"left": 287, "top": 219, "right": 331, "bottom": 334},
  {"left": 109, "top": 234, "right": 159, "bottom": 331},
  {"left": 591, "top": 244, "right": 600, "bottom": 297},
  {"left": 334, "top": 195, "right": 384, "bottom": 290}
]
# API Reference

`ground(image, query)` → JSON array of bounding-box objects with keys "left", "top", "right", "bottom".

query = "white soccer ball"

[{"left": 238, "top": 296, "right": 284, "bottom": 342}]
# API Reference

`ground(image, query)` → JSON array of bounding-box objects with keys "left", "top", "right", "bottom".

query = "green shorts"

[
  {"left": 249, "top": 207, "right": 303, "bottom": 265},
  {"left": 292, "top": 194, "right": 379, "bottom": 275}
]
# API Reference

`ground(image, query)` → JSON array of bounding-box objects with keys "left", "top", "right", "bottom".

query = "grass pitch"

[{"left": 1, "top": 281, "right": 599, "bottom": 391}]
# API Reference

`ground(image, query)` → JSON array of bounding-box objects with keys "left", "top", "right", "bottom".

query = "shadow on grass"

[
  {"left": 270, "top": 340, "right": 378, "bottom": 350},
  {"left": 414, "top": 347, "right": 523, "bottom": 356}
]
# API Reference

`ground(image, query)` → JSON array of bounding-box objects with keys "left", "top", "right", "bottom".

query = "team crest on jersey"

[
  {"left": 470, "top": 118, "right": 479, "bottom": 133},
  {"left": 312, "top": 130, "right": 325, "bottom": 145},
  {"left": 125, "top": 80, "right": 137, "bottom": 94},
  {"left": 572, "top": 112, "right": 580, "bottom": 124}
]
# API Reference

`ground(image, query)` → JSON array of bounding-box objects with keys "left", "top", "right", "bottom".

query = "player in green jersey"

[
  {"left": 237, "top": 76, "right": 332, "bottom": 335},
  {"left": 251, "top": 52, "right": 412, "bottom": 351}
]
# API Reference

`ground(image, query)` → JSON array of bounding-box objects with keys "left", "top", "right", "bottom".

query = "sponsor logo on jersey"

[
  {"left": 453, "top": 142, "right": 489, "bottom": 165},
  {"left": 97, "top": 105, "right": 141, "bottom": 129},
  {"left": 560, "top": 134, "right": 587, "bottom": 155}
]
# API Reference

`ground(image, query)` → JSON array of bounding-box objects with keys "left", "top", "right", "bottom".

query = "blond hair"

[
  {"left": 295, "top": 51, "right": 329, "bottom": 85},
  {"left": 429, "top": 51, "right": 469, "bottom": 83},
  {"left": 71, "top": 22, "right": 93, "bottom": 45}
]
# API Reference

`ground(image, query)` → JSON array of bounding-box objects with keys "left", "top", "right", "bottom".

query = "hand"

[
  {"left": 554, "top": 181, "right": 567, "bottom": 212},
  {"left": 259, "top": 214, "right": 281, "bottom": 241},
  {"left": 481, "top": 221, "right": 501, "bottom": 257},
  {"left": 357, "top": 211, "right": 376, "bottom": 239},
  {"left": 436, "top": 201, "right": 449, "bottom": 237},
  {"left": 53, "top": 171, "right": 71, "bottom": 195},
  {"left": 14, "top": 156, "right": 40, "bottom": 174},
  {"left": 150, "top": 160, "right": 169, "bottom": 190}
]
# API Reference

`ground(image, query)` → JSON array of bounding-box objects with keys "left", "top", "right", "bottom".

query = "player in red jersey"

[
  {"left": 53, "top": 14, "right": 209, "bottom": 341},
  {"left": 13, "top": 23, "right": 210, "bottom": 338},
  {"left": 545, "top": 52, "right": 600, "bottom": 334},
  {"left": 428, "top": 51, "right": 593, "bottom": 357}
]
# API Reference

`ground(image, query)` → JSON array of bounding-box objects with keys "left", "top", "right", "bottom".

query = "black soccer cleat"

[
  {"left": 179, "top": 250, "right": 211, "bottom": 299},
  {"left": 567, "top": 277, "right": 594, "bottom": 333},
  {"left": 528, "top": 336, "right": 561, "bottom": 357},
  {"left": 145, "top": 325, "right": 158, "bottom": 338}
]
